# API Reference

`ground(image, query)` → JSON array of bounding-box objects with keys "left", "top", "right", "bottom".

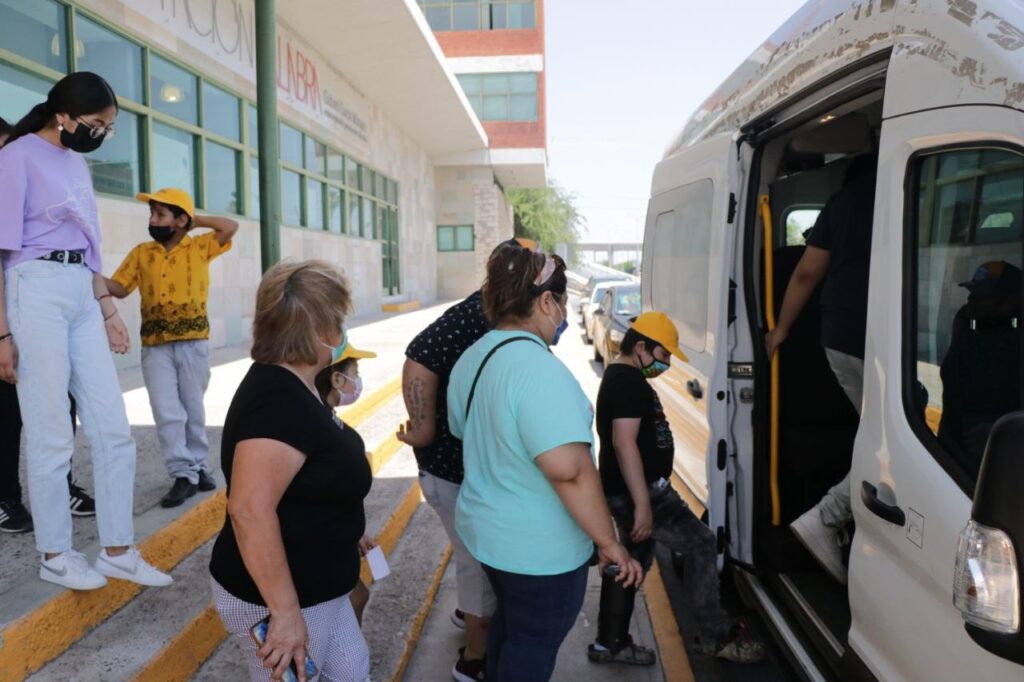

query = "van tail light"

[{"left": 954, "top": 520, "right": 1020, "bottom": 634}]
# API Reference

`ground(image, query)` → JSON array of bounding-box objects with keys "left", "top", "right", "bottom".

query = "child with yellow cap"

[
  {"left": 105, "top": 188, "right": 238, "bottom": 508},
  {"left": 314, "top": 337, "right": 379, "bottom": 625},
  {"left": 588, "top": 311, "right": 765, "bottom": 666}
]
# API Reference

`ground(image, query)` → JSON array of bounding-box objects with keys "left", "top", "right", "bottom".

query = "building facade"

[
  {"left": 0, "top": 0, "right": 543, "bottom": 367},
  {"left": 416, "top": 0, "right": 549, "bottom": 298}
]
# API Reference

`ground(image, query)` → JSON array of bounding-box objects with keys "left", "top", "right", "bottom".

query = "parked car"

[
  {"left": 641, "top": 1, "right": 1024, "bottom": 680},
  {"left": 581, "top": 281, "right": 620, "bottom": 343},
  {"left": 578, "top": 273, "right": 631, "bottom": 315},
  {"left": 592, "top": 284, "right": 641, "bottom": 366}
]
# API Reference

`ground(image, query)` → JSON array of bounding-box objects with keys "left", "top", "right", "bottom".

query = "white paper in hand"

[{"left": 367, "top": 546, "right": 390, "bottom": 581}]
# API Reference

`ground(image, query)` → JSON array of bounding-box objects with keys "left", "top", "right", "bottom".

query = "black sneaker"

[
  {"left": 587, "top": 636, "right": 657, "bottom": 666},
  {"left": 0, "top": 500, "right": 33, "bottom": 533},
  {"left": 161, "top": 478, "right": 198, "bottom": 508},
  {"left": 452, "top": 647, "right": 485, "bottom": 682},
  {"left": 197, "top": 469, "right": 217, "bottom": 492},
  {"left": 69, "top": 481, "right": 96, "bottom": 517}
]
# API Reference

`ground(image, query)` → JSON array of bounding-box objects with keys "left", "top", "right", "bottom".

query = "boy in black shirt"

[{"left": 589, "top": 312, "right": 764, "bottom": 665}]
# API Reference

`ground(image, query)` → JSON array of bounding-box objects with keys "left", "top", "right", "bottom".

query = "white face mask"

[{"left": 337, "top": 374, "right": 363, "bottom": 406}]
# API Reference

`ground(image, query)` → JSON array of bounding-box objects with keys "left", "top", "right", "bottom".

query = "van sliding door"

[{"left": 642, "top": 132, "right": 741, "bottom": 566}]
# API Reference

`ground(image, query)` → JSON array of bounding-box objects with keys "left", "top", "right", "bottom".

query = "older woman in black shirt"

[{"left": 209, "top": 260, "right": 372, "bottom": 682}]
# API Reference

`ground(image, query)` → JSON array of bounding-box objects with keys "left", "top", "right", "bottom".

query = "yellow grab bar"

[{"left": 759, "top": 195, "right": 782, "bottom": 526}]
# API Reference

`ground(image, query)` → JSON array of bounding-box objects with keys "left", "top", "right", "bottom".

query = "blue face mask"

[
  {"left": 546, "top": 298, "right": 568, "bottom": 346},
  {"left": 323, "top": 331, "right": 349, "bottom": 366}
]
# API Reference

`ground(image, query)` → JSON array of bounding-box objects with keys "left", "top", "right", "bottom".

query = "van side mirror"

[{"left": 954, "top": 412, "right": 1024, "bottom": 664}]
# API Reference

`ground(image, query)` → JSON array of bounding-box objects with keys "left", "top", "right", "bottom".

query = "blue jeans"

[
  {"left": 482, "top": 561, "right": 588, "bottom": 682},
  {"left": 5, "top": 259, "right": 136, "bottom": 553}
]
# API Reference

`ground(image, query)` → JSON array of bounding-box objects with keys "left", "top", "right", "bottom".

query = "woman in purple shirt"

[{"left": 0, "top": 72, "right": 171, "bottom": 591}]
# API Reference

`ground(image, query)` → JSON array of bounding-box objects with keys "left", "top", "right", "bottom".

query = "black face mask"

[
  {"left": 59, "top": 122, "right": 104, "bottom": 154},
  {"left": 149, "top": 226, "right": 174, "bottom": 243}
]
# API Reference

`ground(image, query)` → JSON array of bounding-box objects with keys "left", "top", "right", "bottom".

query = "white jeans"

[
  {"left": 819, "top": 348, "right": 865, "bottom": 528},
  {"left": 4, "top": 260, "right": 136, "bottom": 553},
  {"left": 141, "top": 340, "right": 210, "bottom": 483}
]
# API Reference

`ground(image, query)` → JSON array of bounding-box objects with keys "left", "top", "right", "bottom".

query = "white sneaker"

[
  {"left": 94, "top": 547, "right": 173, "bottom": 587},
  {"left": 39, "top": 550, "right": 108, "bottom": 591},
  {"left": 790, "top": 506, "right": 848, "bottom": 585}
]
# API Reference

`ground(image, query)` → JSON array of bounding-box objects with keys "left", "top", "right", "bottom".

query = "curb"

[{"left": 391, "top": 544, "right": 453, "bottom": 682}]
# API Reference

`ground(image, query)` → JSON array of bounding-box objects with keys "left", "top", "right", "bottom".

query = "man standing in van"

[
  {"left": 765, "top": 154, "right": 877, "bottom": 585},
  {"left": 590, "top": 312, "right": 765, "bottom": 665}
]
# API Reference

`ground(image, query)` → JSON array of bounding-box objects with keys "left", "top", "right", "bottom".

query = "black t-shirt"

[
  {"left": 805, "top": 173, "right": 876, "bottom": 359},
  {"left": 597, "top": 363, "right": 675, "bottom": 497},
  {"left": 209, "top": 364, "right": 372, "bottom": 608},
  {"left": 405, "top": 290, "right": 490, "bottom": 484}
]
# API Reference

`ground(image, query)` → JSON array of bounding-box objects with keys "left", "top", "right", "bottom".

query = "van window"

[
  {"left": 649, "top": 179, "right": 714, "bottom": 351},
  {"left": 906, "top": 147, "right": 1023, "bottom": 483},
  {"left": 784, "top": 207, "right": 822, "bottom": 245}
]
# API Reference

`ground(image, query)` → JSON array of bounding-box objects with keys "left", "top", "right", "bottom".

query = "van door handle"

[
  {"left": 860, "top": 481, "right": 906, "bottom": 526},
  {"left": 686, "top": 379, "right": 703, "bottom": 400}
]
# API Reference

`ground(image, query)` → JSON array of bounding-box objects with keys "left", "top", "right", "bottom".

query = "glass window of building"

[
  {"left": 456, "top": 72, "right": 537, "bottom": 121},
  {"left": 437, "top": 225, "right": 474, "bottom": 251},
  {"left": 418, "top": 1, "right": 534, "bottom": 31},
  {"left": 328, "top": 186, "right": 344, "bottom": 234},
  {"left": 0, "top": 62, "right": 50, "bottom": 125},
  {"left": 306, "top": 178, "right": 325, "bottom": 229},
  {"left": 349, "top": 193, "right": 361, "bottom": 237},
  {"left": 305, "top": 137, "right": 325, "bottom": 174},
  {"left": 203, "top": 82, "right": 241, "bottom": 142},
  {"left": 361, "top": 166, "right": 373, "bottom": 194},
  {"left": 205, "top": 141, "right": 240, "bottom": 215},
  {"left": 0, "top": 0, "right": 67, "bottom": 73},
  {"left": 249, "top": 155, "right": 260, "bottom": 219},
  {"left": 280, "top": 123, "right": 302, "bottom": 167},
  {"left": 327, "top": 149, "right": 344, "bottom": 182},
  {"left": 75, "top": 16, "right": 143, "bottom": 103},
  {"left": 152, "top": 122, "right": 197, "bottom": 198},
  {"left": 247, "top": 104, "right": 258, "bottom": 146},
  {"left": 87, "top": 110, "right": 140, "bottom": 197},
  {"left": 151, "top": 54, "right": 198, "bottom": 125},
  {"left": 347, "top": 159, "right": 361, "bottom": 190},
  {"left": 281, "top": 169, "right": 302, "bottom": 226},
  {"left": 362, "top": 196, "right": 374, "bottom": 238}
]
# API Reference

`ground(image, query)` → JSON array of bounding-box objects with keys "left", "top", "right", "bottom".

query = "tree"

[{"left": 505, "top": 182, "right": 585, "bottom": 253}]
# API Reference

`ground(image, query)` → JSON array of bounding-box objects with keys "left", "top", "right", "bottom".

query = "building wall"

[
  {"left": 46, "top": 0, "right": 441, "bottom": 367},
  {"left": 434, "top": 166, "right": 513, "bottom": 299},
  {"left": 432, "top": 0, "right": 547, "bottom": 152}
]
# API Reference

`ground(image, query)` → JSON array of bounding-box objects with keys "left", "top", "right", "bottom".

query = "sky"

[{"left": 545, "top": 0, "right": 808, "bottom": 246}]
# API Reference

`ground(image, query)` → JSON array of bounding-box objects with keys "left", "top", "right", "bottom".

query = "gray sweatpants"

[
  {"left": 819, "top": 348, "right": 864, "bottom": 528},
  {"left": 141, "top": 339, "right": 211, "bottom": 483}
]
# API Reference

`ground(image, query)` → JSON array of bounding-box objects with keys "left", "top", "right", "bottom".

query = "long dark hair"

[{"left": 7, "top": 71, "right": 117, "bottom": 146}]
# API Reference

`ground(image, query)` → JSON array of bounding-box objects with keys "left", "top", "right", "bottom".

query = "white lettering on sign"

[{"left": 139, "top": 0, "right": 369, "bottom": 146}]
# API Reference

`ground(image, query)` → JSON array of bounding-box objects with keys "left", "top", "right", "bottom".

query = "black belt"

[{"left": 38, "top": 250, "right": 85, "bottom": 265}]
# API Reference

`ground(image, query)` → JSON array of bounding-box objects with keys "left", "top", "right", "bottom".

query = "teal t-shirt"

[{"left": 448, "top": 329, "right": 595, "bottom": 575}]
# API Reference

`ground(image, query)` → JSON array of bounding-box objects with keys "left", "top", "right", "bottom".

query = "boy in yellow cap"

[
  {"left": 105, "top": 188, "right": 238, "bottom": 508},
  {"left": 588, "top": 311, "right": 765, "bottom": 666},
  {"left": 314, "top": 338, "right": 379, "bottom": 626}
]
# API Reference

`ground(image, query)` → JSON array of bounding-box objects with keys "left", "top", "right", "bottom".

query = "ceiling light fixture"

[
  {"left": 160, "top": 84, "right": 184, "bottom": 103},
  {"left": 819, "top": 114, "right": 837, "bottom": 124}
]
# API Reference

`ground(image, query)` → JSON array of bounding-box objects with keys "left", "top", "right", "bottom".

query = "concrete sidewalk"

[{"left": 0, "top": 300, "right": 457, "bottom": 634}]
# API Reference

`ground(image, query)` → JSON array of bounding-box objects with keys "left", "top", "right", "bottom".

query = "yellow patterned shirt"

[{"left": 112, "top": 232, "right": 232, "bottom": 347}]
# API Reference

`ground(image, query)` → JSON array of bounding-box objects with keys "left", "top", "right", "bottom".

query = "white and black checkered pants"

[{"left": 212, "top": 579, "right": 371, "bottom": 681}]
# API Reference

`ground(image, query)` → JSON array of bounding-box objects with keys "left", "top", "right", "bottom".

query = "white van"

[{"left": 641, "top": 1, "right": 1023, "bottom": 680}]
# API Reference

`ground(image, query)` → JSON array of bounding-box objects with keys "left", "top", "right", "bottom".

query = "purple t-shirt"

[{"left": 0, "top": 134, "right": 102, "bottom": 272}]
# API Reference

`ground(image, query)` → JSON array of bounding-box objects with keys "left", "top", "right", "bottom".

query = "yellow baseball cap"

[
  {"left": 332, "top": 343, "right": 376, "bottom": 365},
  {"left": 631, "top": 312, "right": 689, "bottom": 362},
  {"left": 136, "top": 188, "right": 195, "bottom": 218}
]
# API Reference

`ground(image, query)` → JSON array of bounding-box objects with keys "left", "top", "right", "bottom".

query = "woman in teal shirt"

[{"left": 448, "top": 245, "right": 642, "bottom": 682}]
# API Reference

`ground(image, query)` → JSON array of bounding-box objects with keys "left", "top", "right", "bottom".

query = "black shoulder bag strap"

[{"left": 464, "top": 336, "right": 544, "bottom": 420}]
